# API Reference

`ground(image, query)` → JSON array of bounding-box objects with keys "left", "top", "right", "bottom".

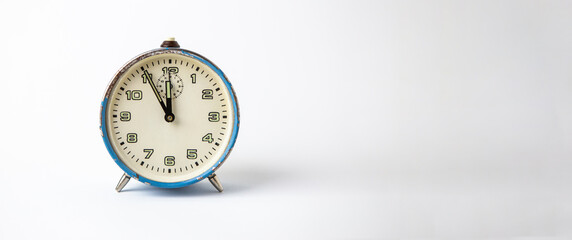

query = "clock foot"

[
  {"left": 115, "top": 173, "right": 131, "bottom": 192},
  {"left": 208, "top": 174, "right": 223, "bottom": 192}
]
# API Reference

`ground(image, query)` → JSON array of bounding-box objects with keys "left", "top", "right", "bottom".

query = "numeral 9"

[{"left": 120, "top": 111, "right": 131, "bottom": 121}]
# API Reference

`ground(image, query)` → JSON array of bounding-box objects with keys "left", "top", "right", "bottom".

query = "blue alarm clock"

[{"left": 100, "top": 38, "right": 239, "bottom": 192}]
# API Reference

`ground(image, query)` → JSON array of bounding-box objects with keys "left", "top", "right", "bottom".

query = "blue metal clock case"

[{"left": 100, "top": 48, "right": 240, "bottom": 188}]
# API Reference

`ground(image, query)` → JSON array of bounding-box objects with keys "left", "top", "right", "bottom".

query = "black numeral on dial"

[
  {"left": 143, "top": 149, "right": 154, "bottom": 159},
  {"left": 208, "top": 112, "right": 220, "bottom": 122},
  {"left": 141, "top": 73, "right": 152, "bottom": 83},
  {"left": 191, "top": 73, "right": 196, "bottom": 84},
  {"left": 162, "top": 67, "right": 179, "bottom": 74},
  {"left": 126, "top": 90, "right": 142, "bottom": 100},
  {"left": 126, "top": 133, "right": 138, "bottom": 143},
  {"left": 187, "top": 149, "right": 197, "bottom": 159},
  {"left": 202, "top": 133, "right": 214, "bottom": 143},
  {"left": 120, "top": 111, "right": 131, "bottom": 121},
  {"left": 202, "top": 89, "right": 213, "bottom": 99},
  {"left": 164, "top": 156, "right": 175, "bottom": 166}
]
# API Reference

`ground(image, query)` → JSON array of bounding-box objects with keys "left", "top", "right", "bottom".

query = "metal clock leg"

[
  {"left": 208, "top": 174, "right": 224, "bottom": 192},
  {"left": 115, "top": 173, "right": 131, "bottom": 192}
]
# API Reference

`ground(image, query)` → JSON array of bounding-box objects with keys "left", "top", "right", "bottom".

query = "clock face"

[{"left": 101, "top": 50, "right": 238, "bottom": 186}]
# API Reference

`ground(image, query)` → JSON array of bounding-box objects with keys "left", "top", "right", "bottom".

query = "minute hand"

[{"left": 142, "top": 70, "right": 167, "bottom": 113}]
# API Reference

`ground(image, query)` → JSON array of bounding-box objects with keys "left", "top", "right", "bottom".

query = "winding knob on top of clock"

[{"left": 160, "top": 37, "right": 180, "bottom": 48}]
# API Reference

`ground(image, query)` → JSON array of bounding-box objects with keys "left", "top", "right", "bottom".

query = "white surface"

[{"left": 1, "top": 0, "right": 571, "bottom": 239}]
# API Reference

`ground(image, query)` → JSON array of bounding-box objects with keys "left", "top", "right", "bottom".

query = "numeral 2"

[{"left": 202, "top": 89, "right": 213, "bottom": 99}]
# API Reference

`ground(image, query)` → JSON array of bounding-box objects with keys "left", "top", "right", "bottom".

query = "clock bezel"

[{"left": 100, "top": 48, "right": 240, "bottom": 188}]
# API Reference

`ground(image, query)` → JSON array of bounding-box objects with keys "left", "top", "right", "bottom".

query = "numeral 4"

[{"left": 202, "top": 133, "right": 213, "bottom": 143}]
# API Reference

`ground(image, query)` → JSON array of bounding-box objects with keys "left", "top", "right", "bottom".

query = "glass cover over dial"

[{"left": 103, "top": 50, "right": 236, "bottom": 183}]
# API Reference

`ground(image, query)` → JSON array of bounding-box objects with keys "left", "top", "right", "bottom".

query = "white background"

[{"left": 1, "top": 0, "right": 571, "bottom": 239}]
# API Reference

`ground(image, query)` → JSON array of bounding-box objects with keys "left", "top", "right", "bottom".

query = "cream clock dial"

[{"left": 100, "top": 38, "right": 239, "bottom": 192}]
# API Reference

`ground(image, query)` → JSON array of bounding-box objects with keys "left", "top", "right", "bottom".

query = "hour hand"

[
  {"left": 166, "top": 80, "right": 172, "bottom": 113},
  {"left": 164, "top": 78, "right": 175, "bottom": 122}
]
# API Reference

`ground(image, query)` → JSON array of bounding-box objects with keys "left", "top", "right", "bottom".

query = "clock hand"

[
  {"left": 164, "top": 73, "right": 175, "bottom": 122},
  {"left": 142, "top": 70, "right": 170, "bottom": 120}
]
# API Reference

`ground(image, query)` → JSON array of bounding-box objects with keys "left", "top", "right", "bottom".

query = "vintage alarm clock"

[{"left": 100, "top": 38, "right": 239, "bottom": 192}]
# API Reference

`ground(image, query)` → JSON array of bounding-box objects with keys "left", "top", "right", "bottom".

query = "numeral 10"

[{"left": 126, "top": 90, "right": 142, "bottom": 100}]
